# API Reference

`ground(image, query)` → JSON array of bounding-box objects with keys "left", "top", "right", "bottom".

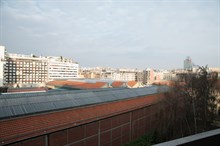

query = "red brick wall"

[
  {"left": 8, "top": 136, "right": 46, "bottom": 146},
  {"left": 6, "top": 104, "right": 162, "bottom": 146}
]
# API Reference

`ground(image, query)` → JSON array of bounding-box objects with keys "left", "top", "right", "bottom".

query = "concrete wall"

[
  {"left": 6, "top": 104, "right": 161, "bottom": 146},
  {"left": 154, "top": 129, "right": 220, "bottom": 146}
]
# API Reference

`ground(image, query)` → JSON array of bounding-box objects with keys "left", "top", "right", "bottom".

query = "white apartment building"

[
  {"left": 4, "top": 53, "right": 48, "bottom": 86},
  {"left": 111, "top": 72, "right": 136, "bottom": 81},
  {"left": 0, "top": 46, "right": 79, "bottom": 87},
  {"left": 0, "top": 46, "right": 6, "bottom": 86},
  {"left": 80, "top": 67, "right": 138, "bottom": 81},
  {"left": 111, "top": 69, "right": 136, "bottom": 81},
  {"left": 47, "top": 56, "right": 78, "bottom": 81}
]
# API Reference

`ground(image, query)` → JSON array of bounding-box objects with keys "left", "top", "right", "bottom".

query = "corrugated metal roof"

[
  {"left": 0, "top": 92, "right": 166, "bottom": 145},
  {"left": 0, "top": 86, "right": 169, "bottom": 119}
]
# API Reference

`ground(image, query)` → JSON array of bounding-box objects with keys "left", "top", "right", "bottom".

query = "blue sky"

[{"left": 0, "top": 0, "right": 219, "bottom": 69}]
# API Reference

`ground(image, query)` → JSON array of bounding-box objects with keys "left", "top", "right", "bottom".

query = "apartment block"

[
  {"left": 47, "top": 56, "right": 78, "bottom": 81},
  {"left": 143, "top": 68, "right": 154, "bottom": 84},
  {"left": 135, "top": 71, "right": 144, "bottom": 82},
  {"left": 111, "top": 72, "right": 136, "bottom": 81},
  {"left": 4, "top": 54, "right": 48, "bottom": 86},
  {"left": 0, "top": 46, "right": 79, "bottom": 87},
  {"left": 0, "top": 46, "right": 5, "bottom": 86}
]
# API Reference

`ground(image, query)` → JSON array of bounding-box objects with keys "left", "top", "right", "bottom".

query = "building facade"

[
  {"left": 135, "top": 71, "right": 144, "bottom": 82},
  {"left": 163, "top": 72, "right": 177, "bottom": 81},
  {"left": 4, "top": 54, "right": 48, "bottom": 86},
  {"left": 143, "top": 68, "right": 154, "bottom": 84},
  {"left": 47, "top": 56, "right": 78, "bottom": 81},
  {"left": 0, "top": 46, "right": 5, "bottom": 86},
  {"left": 0, "top": 46, "right": 79, "bottom": 87},
  {"left": 111, "top": 72, "right": 136, "bottom": 81}
]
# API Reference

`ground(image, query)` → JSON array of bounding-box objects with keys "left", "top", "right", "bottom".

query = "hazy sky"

[{"left": 0, "top": 0, "right": 219, "bottom": 69}]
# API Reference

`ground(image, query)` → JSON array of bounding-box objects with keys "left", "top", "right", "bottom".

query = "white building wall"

[
  {"left": 48, "top": 59, "right": 78, "bottom": 81},
  {"left": 111, "top": 72, "right": 136, "bottom": 81},
  {"left": 1, "top": 46, "right": 79, "bottom": 86},
  {"left": 0, "top": 46, "right": 5, "bottom": 86},
  {"left": 111, "top": 73, "right": 121, "bottom": 81},
  {"left": 4, "top": 54, "right": 48, "bottom": 86}
]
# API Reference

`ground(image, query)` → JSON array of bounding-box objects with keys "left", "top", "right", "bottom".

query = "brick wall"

[{"left": 6, "top": 104, "right": 162, "bottom": 146}]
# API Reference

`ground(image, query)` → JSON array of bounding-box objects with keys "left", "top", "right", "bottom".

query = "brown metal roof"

[
  {"left": 127, "top": 81, "right": 138, "bottom": 87},
  {"left": 47, "top": 80, "right": 107, "bottom": 89},
  {"left": 111, "top": 81, "right": 125, "bottom": 88}
]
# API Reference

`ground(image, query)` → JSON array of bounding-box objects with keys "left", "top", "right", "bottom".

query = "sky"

[{"left": 0, "top": 0, "right": 219, "bottom": 69}]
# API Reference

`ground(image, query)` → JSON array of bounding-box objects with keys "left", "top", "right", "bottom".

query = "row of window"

[
  {"left": 7, "top": 61, "right": 46, "bottom": 64},
  {"left": 5, "top": 77, "right": 47, "bottom": 79},
  {"left": 5, "top": 81, "right": 44, "bottom": 84}
]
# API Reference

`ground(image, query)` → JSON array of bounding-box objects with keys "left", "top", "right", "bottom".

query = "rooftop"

[
  {"left": 111, "top": 81, "right": 126, "bottom": 88},
  {"left": 0, "top": 86, "right": 169, "bottom": 120},
  {"left": 47, "top": 80, "right": 107, "bottom": 89},
  {"left": 0, "top": 86, "right": 169, "bottom": 145},
  {"left": 127, "top": 81, "right": 139, "bottom": 88}
]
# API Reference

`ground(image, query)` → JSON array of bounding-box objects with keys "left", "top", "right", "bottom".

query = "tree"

[
  {"left": 184, "top": 66, "right": 218, "bottom": 132},
  {"left": 156, "top": 82, "right": 190, "bottom": 141},
  {"left": 157, "top": 65, "right": 219, "bottom": 141}
]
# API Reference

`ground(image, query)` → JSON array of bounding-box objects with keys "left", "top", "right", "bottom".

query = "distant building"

[
  {"left": 47, "top": 56, "right": 78, "bottom": 81},
  {"left": 163, "top": 72, "right": 177, "bottom": 81},
  {"left": 153, "top": 70, "right": 165, "bottom": 82},
  {"left": 80, "top": 67, "right": 104, "bottom": 79},
  {"left": 143, "top": 68, "right": 154, "bottom": 84},
  {"left": 209, "top": 67, "right": 220, "bottom": 78},
  {"left": 81, "top": 67, "right": 137, "bottom": 81},
  {"left": 135, "top": 70, "right": 144, "bottom": 82},
  {"left": 184, "top": 56, "right": 193, "bottom": 71},
  {"left": 0, "top": 46, "right": 6, "bottom": 86},
  {"left": 4, "top": 53, "right": 48, "bottom": 86},
  {"left": 111, "top": 69, "right": 136, "bottom": 81},
  {"left": 0, "top": 46, "right": 79, "bottom": 87}
]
